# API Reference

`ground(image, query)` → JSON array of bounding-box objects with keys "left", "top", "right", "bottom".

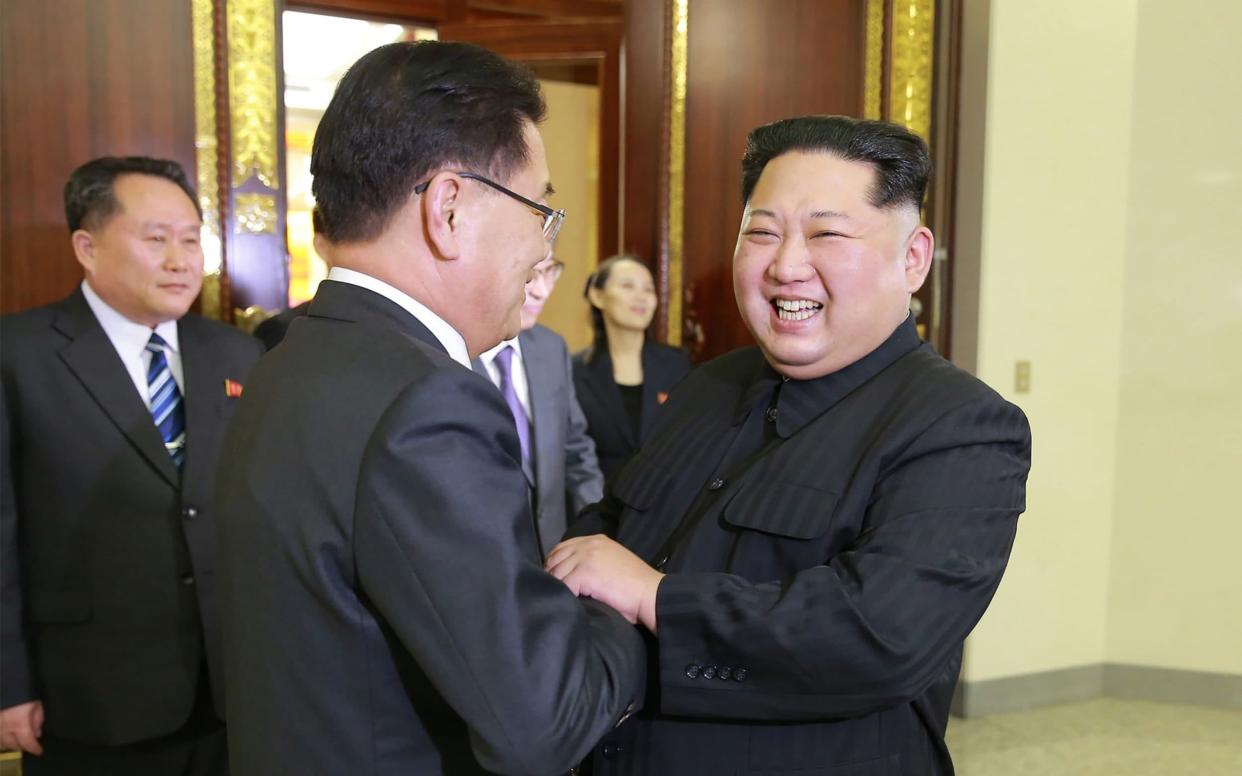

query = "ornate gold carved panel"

[{"left": 227, "top": 0, "right": 279, "bottom": 189}]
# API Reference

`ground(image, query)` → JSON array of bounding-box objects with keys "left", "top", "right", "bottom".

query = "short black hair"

[
  {"left": 740, "top": 115, "right": 931, "bottom": 210},
  {"left": 311, "top": 41, "right": 546, "bottom": 243},
  {"left": 64, "top": 156, "right": 200, "bottom": 232}
]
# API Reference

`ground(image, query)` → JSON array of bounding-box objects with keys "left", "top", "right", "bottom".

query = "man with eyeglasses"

[
  {"left": 214, "top": 41, "right": 644, "bottom": 776},
  {"left": 475, "top": 253, "right": 606, "bottom": 558}
]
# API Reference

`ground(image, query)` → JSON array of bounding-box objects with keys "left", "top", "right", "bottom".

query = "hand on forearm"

[
  {"left": 546, "top": 534, "right": 663, "bottom": 634},
  {"left": 0, "top": 700, "right": 43, "bottom": 755}
]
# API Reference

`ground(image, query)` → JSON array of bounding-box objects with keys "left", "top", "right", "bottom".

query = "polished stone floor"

[
  {"left": 947, "top": 698, "right": 1242, "bottom": 774},
  {"left": 5, "top": 698, "right": 1240, "bottom": 774}
]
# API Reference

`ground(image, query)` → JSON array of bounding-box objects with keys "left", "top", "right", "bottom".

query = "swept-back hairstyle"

[
  {"left": 740, "top": 115, "right": 931, "bottom": 210},
  {"left": 64, "top": 156, "right": 199, "bottom": 233},
  {"left": 582, "top": 253, "right": 649, "bottom": 358},
  {"left": 311, "top": 41, "right": 546, "bottom": 243}
]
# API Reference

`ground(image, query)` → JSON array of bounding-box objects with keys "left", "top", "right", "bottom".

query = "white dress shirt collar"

[
  {"left": 80, "top": 280, "right": 183, "bottom": 407},
  {"left": 81, "top": 279, "right": 180, "bottom": 357},
  {"left": 326, "top": 266, "right": 471, "bottom": 369},
  {"left": 479, "top": 335, "right": 523, "bottom": 364}
]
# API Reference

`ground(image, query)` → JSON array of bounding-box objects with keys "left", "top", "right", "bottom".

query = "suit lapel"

[
  {"left": 54, "top": 292, "right": 179, "bottom": 488},
  {"left": 178, "top": 317, "right": 222, "bottom": 501},
  {"left": 638, "top": 344, "right": 662, "bottom": 442},
  {"left": 580, "top": 346, "right": 636, "bottom": 448},
  {"left": 518, "top": 329, "right": 550, "bottom": 481}
]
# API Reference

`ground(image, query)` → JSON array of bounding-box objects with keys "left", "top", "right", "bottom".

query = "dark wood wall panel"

[
  {"left": 620, "top": 0, "right": 667, "bottom": 267},
  {"left": 1, "top": 0, "right": 196, "bottom": 315},
  {"left": 680, "top": 0, "right": 866, "bottom": 360}
]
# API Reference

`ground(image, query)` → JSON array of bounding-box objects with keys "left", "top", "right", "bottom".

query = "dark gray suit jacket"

[
  {"left": 216, "top": 280, "right": 644, "bottom": 776},
  {"left": 570, "top": 318, "right": 1031, "bottom": 775},
  {"left": 474, "top": 324, "right": 604, "bottom": 555},
  {"left": 0, "top": 289, "right": 261, "bottom": 745}
]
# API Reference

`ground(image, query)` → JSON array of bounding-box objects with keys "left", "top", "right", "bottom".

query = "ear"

[
  {"left": 422, "top": 173, "right": 463, "bottom": 261},
  {"left": 71, "top": 229, "right": 97, "bottom": 275},
  {"left": 586, "top": 283, "right": 606, "bottom": 310},
  {"left": 903, "top": 225, "right": 934, "bottom": 293}
]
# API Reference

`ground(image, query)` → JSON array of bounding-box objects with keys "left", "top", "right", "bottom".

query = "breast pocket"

[{"left": 718, "top": 481, "right": 841, "bottom": 580}]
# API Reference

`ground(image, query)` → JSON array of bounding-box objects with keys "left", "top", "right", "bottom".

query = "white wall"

[
  {"left": 959, "top": 0, "right": 1138, "bottom": 682},
  {"left": 1105, "top": 0, "right": 1242, "bottom": 674},
  {"left": 958, "top": 0, "right": 1242, "bottom": 685}
]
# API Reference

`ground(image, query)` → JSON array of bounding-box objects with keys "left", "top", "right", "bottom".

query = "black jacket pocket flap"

[{"left": 722, "top": 482, "right": 839, "bottom": 539}]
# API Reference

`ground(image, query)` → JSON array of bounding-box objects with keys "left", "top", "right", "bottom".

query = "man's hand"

[
  {"left": 0, "top": 700, "right": 44, "bottom": 755},
  {"left": 546, "top": 535, "right": 664, "bottom": 634}
]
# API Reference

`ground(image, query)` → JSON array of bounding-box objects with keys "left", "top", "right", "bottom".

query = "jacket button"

[
  {"left": 734, "top": 667, "right": 748, "bottom": 682},
  {"left": 702, "top": 665, "right": 717, "bottom": 680},
  {"left": 685, "top": 663, "right": 701, "bottom": 679},
  {"left": 182, "top": 506, "right": 197, "bottom": 520},
  {"left": 601, "top": 742, "right": 623, "bottom": 759},
  {"left": 718, "top": 666, "right": 731, "bottom": 680},
  {"left": 708, "top": 478, "right": 725, "bottom": 491},
  {"left": 180, "top": 574, "right": 196, "bottom": 586},
  {"left": 765, "top": 406, "right": 778, "bottom": 422}
]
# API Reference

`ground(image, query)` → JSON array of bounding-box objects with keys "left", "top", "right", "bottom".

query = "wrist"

[{"left": 640, "top": 571, "right": 664, "bottom": 634}]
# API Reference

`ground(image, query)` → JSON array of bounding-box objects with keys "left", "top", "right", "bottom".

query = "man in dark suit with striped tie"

[
  {"left": 548, "top": 116, "right": 1033, "bottom": 775},
  {"left": 0, "top": 156, "right": 262, "bottom": 774}
]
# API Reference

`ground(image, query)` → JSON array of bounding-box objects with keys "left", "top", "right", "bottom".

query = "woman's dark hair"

[
  {"left": 311, "top": 40, "right": 545, "bottom": 243},
  {"left": 582, "top": 253, "right": 649, "bottom": 358},
  {"left": 64, "top": 156, "right": 200, "bottom": 233},
  {"left": 740, "top": 115, "right": 931, "bottom": 210}
]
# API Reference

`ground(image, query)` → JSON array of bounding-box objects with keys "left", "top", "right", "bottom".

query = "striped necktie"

[{"left": 146, "top": 333, "right": 186, "bottom": 468}]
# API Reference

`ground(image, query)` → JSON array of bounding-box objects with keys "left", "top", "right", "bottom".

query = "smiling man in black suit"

[
  {"left": 548, "top": 115, "right": 1033, "bottom": 775},
  {"left": 1, "top": 156, "right": 262, "bottom": 775}
]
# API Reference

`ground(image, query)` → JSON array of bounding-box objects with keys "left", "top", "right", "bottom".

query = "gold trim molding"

[
  {"left": 864, "top": 0, "right": 885, "bottom": 120},
  {"left": 191, "top": 0, "right": 222, "bottom": 319},
  {"left": 227, "top": 0, "right": 279, "bottom": 188},
  {"left": 666, "top": 0, "right": 688, "bottom": 347},
  {"left": 889, "top": 0, "right": 935, "bottom": 141}
]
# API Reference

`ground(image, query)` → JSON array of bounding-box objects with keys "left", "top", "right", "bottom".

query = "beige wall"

[
  {"left": 958, "top": 0, "right": 1138, "bottom": 682},
  {"left": 958, "top": 0, "right": 1242, "bottom": 683},
  {"left": 537, "top": 80, "right": 601, "bottom": 354},
  {"left": 1105, "top": 0, "right": 1242, "bottom": 673}
]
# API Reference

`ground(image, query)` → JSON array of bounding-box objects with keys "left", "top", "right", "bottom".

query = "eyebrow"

[
  {"left": 141, "top": 221, "right": 202, "bottom": 231},
  {"left": 747, "top": 208, "right": 850, "bottom": 220},
  {"left": 810, "top": 210, "right": 849, "bottom": 219}
]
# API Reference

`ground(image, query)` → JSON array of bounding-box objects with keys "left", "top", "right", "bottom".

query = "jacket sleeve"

[
  {"left": 0, "top": 378, "right": 37, "bottom": 709},
  {"left": 353, "top": 369, "right": 644, "bottom": 776},
  {"left": 561, "top": 343, "right": 605, "bottom": 517},
  {"left": 653, "top": 397, "right": 1031, "bottom": 721}
]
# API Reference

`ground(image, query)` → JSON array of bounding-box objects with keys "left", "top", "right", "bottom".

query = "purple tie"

[{"left": 493, "top": 345, "right": 531, "bottom": 464}]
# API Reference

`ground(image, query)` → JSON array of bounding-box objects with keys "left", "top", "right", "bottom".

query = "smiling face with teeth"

[{"left": 733, "top": 150, "right": 934, "bottom": 380}]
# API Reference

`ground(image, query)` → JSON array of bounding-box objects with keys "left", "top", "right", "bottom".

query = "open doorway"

[{"left": 281, "top": 10, "right": 435, "bottom": 307}]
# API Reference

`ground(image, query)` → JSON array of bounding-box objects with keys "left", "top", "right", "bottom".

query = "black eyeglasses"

[{"left": 415, "top": 171, "right": 566, "bottom": 243}]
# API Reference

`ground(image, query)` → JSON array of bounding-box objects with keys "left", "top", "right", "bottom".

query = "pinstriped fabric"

[
  {"left": 145, "top": 333, "right": 185, "bottom": 468},
  {"left": 584, "top": 317, "right": 1032, "bottom": 776}
]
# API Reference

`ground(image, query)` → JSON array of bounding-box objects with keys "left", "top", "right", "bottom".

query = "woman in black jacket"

[{"left": 572, "top": 254, "right": 691, "bottom": 482}]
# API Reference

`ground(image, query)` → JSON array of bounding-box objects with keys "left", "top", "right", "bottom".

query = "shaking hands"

[{"left": 545, "top": 535, "right": 664, "bottom": 634}]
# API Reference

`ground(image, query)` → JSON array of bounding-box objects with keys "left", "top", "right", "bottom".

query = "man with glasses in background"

[
  {"left": 475, "top": 252, "right": 606, "bottom": 558},
  {"left": 215, "top": 41, "right": 643, "bottom": 776}
]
